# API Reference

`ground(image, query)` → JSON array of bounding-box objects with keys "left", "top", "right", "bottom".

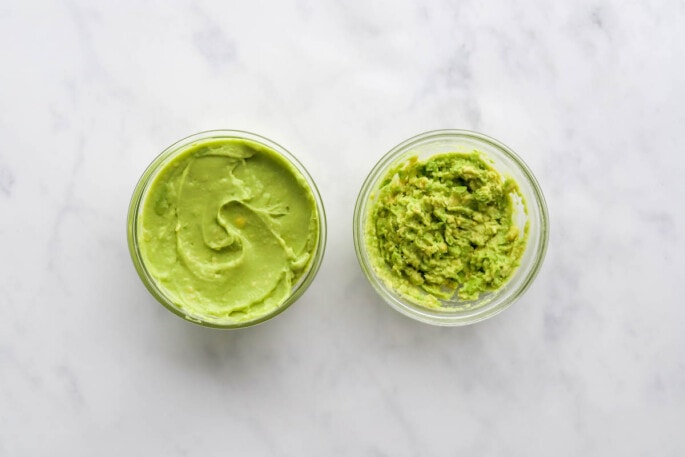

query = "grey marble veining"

[{"left": 1, "top": 0, "right": 684, "bottom": 455}]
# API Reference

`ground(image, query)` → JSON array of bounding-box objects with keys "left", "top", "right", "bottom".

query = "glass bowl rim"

[
  {"left": 127, "top": 129, "right": 327, "bottom": 329},
  {"left": 353, "top": 128, "right": 549, "bottom": 326}
]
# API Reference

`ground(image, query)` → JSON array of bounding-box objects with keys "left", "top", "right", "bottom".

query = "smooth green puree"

[
  {"left": 139, "top": 138, "right": 318, "bottom": 324},
  {"left": 366, "top": 151, "right": 527, "bottom": 308}
]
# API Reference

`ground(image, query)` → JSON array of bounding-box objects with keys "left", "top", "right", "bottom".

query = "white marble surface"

[{"left": 1, "top": 0, "right": 684, "bottom": 455}]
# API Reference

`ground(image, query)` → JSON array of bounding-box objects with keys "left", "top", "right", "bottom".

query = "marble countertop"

[{"left": 1, "top": 0, "right": 684, "bottom": 455}]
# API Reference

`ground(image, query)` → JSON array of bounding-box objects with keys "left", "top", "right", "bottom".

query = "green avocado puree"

[
  {"left": 138, "top": 138, "right": 318, "bottom": 325},
  {"left": 366, "top": 151, "right": 527, "bottom": 308}
]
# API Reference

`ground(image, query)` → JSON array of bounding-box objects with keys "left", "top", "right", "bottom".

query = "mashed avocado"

[
  {"left": 366, "top": 151, "right": 527, "bottom": 308},
  {"left": 138, "top": 138, "right": 319, "bottom": 325}
]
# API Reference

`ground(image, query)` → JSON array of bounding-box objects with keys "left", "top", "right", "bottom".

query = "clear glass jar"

[
  {"left": 127, "top": 130, "right": 327, "bottom": 328},
  {"left": 353, "top": 129, "right": 548, "bottom": 326}
]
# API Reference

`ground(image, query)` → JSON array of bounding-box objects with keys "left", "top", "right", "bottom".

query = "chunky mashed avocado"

[
  {"left": 366, "top": 151, "right": 526, "bottom": 308},
  {"left": 138, "top": 138, "right": 319, "bottom": 325}
]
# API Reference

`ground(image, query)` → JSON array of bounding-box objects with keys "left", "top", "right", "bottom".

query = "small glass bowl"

[
  {"left": 127, "top": 130, "right": 327, "bottom": 329},
  {"left": 353, "top": 129, "right": 548, "bottom": 326}
]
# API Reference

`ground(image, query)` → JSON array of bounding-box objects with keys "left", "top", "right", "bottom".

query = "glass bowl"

[
  {"left": 353, "top": 129, "right": 548, "bottom": 326},
  {"left": 127, "top": 130, "right": 327, "bottom": 328}
]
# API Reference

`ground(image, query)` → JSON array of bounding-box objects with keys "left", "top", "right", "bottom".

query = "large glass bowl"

[{"left": 128, "top": 130, "right": 327, "bottom": 328}]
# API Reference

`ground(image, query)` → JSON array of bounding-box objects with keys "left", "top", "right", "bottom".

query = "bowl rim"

[
  {"left": 127, "top": 129, "right": 327, "bottom": 329},
  {"left": 353, "top": 129, "right": 549, "bottom": 326}
]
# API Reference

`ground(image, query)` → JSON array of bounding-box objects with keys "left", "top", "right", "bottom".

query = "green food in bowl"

[
  {"left": 128, "top": 131, "right": 326, "bottom": 328},
  {"left": 367, "top": 151, "right": 527, "bottom": 308},
  {"left": 354, "top": 129, "right": 548, "bottom": 326}
]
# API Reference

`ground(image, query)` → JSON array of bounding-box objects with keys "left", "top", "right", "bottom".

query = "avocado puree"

[
  {"left": 366, "top": 151, "right": 527, "bottom": 308},
  {"left": 138, "top": 138, "right": 318, "bottom": 324}
]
